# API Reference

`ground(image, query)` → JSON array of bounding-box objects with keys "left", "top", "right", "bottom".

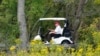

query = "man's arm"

[{"left": 48, "top": 29, "right": 56, "bottom": 34}]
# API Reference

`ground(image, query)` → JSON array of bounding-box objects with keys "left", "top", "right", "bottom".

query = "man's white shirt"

[{"left": 54, "top": 25, "right": 63, "bottom": 34}]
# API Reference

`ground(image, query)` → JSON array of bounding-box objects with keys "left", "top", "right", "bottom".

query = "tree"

[
  {"left": 17, "top": 0, "right": 28, "bottom": 50},
  {"left": 72, "top": 0, "right": 86, "bottom": 42}
]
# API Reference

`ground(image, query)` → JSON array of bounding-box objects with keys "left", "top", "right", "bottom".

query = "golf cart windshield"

[{"left": 39, "top": 18, "right": 66, "bottom": 21}]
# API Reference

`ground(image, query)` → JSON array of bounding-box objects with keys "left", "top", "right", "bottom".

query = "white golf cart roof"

[{"left": 39, "top": 18, "right": 66, "bottom": 21}]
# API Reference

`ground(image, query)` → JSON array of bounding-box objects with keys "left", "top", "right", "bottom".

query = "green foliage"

[
  {"left": 79, "top": 18, "right": 100, "bottom": 45},
  {"left": 0, "top": 0, "right": 18, "bottom": 46},
  {"left": 64, "top": 0, "right": 74, "bottom": 4},
  {"left": 0, "top": 0, "right": 100, "bottom": 50},
  {"left": 0, "top": 40, "right": 99, "bottom": 56},
  {"left": 94, "top": 0, "right": 100, "bottom": 5}
]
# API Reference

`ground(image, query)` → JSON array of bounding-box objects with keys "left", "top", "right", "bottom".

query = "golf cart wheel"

[
  {"left": 61, "top": 40, "right": 71, "bottom": 44},
  {"left": 61, "top": 40, "right": 71, "bottom": 48}
]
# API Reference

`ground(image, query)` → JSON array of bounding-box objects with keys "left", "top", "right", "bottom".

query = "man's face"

[{"left": 55, "top": 23, "right": 59, "bottom": 27}]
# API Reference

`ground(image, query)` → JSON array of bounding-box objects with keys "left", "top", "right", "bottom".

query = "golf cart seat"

[
  {"left": 62, "top": 20, "right": 71, "bottom": 37},
  {"left": 62, "top": 27, "right": 71, "bottom": 37}
]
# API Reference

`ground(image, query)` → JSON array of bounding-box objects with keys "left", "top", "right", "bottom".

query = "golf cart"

[{"left": 33, "top": 18, "right": 74, "bottom": 46}]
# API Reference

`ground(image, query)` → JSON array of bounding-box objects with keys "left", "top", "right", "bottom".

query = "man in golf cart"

[{"left": 47, "top": 21, "right": 63, "bottom": 42}]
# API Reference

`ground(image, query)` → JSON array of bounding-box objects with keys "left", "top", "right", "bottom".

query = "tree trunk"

[
  {"left": 17, "top": 0, "right": 28, "bottom": 50},
  {"left": 72, "top": 0, "right": 86, "bottom": 42}
]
